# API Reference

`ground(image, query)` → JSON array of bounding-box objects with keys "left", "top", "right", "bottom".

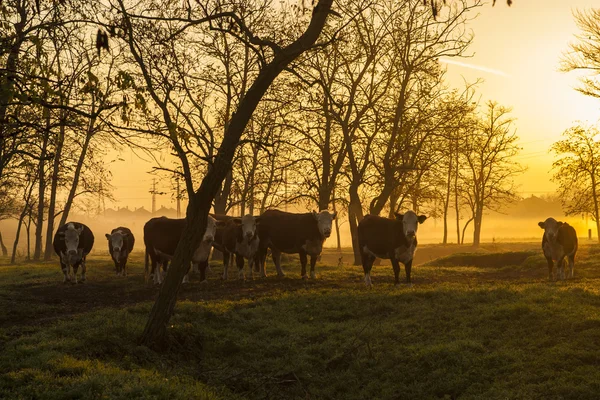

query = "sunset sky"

[{"left": 107, "top": 0, "right": 600, "bottom": 211}]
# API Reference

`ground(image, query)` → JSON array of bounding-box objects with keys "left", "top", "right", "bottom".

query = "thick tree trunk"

[
  {"left": 472, "top": 204, "right": 483, "bottom": 247},
  {"left": 58, "top": 121, "right": 95, "bottom": 227},
  {"left": 348, "top": 184, "right": 363, "bottom": 265},
  {"left": 139, "top": 0, "right": 334, "bottom": 349},
  {"left": 44, "top": 110, "right": 66, "bottom": 260}
]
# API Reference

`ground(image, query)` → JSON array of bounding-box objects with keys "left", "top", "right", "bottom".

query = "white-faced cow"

[
  {"left": 216, "top": 214, "right": 261, "bottom": 280},
  {"left": 256, "top": 209, "right": 336, "bottom": 279},
  {"left": 52, "top": 222, "right": 95, "bottom": 284},
  {"left": 538, "top": 217, "right": 578, "bottom": 280},
  {"left": 105, "top": 227, "right": 135, "bottom": 276},
  {"left": 358, "top": 211, "right": 427, "bottom": 287},
  {"left": 143, "top": 215, "right": 221, "bottom": 284}
]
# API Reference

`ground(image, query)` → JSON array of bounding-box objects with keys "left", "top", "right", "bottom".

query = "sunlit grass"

[{"left": 2, "top": 243, "right": 600, "bottom": 398}]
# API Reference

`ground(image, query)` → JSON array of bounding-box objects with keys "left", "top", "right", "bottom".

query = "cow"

[
  {"left": 217, "top": 214, "right": 261, "bottom": 280},
  {"left": 357, "top": 211, "right": 427, "bottom": 287},
  {"left": 538, "top": 217, "right": 578, "bottom": 280},
  {"left": 256, "top": 209, "right": 336, "bottom": 279},
  {"left": 105, "top": 227, "right": 135, "bottom": 276},
  {"left": 143, "top": 215, "right": 221, "bottom": 285},
  {"left": 52, "top": 222, "right": 95, "bottom": 284}
]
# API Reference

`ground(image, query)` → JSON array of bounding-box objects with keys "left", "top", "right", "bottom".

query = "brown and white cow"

[
  {"left": 538, "top": 217, "right": 578, "bottom": 280},
  {"left": 143, "top": 215, "right": 221, "bottom": 284},
  {"left": 216, "top": 214, "right": 261, "bottom": 280},
  {"left": 358, "top": 211, "right": 427, "bottom": 287},
  {"left": 53, "top": 222, "right": 95, "bottom": 284},
  {"left": 105, "top": 227, "right": 135, "bottom": 276},
  {"left": 256, "top": 209, "right": 336, "bottom": 279}
]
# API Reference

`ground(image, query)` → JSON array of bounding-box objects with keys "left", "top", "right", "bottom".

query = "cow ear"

[
  {"left": 254, "top": 216, "right": 261, "bottom": 224},
  {"left": 557, "top": 222, "right": 564, "bottom": 227},
  {"left": 105, "top": 233, "right": 111, "bottom": 240},
  {"left": 417, "top": 215, "right": 427, "bottom": 224},
  {"left": 216, "top": 220, "right": 228, "bottom": 227},
  {"left": 331, "top": 211, "right": 337, "bottom": 219},
  {"left": 57, "top": 231, "right": 65, "bottom": 237},
  {"left": 232, "top": 218, "right": 242, "bottom": 225},
  {"left": 312, "top": 210, "right": 318, "bottom": 219},
  {"left": 538, "top": 222, "right": 545, "bottom": 229},
  {"left": 394, "top": 213, "right": 403, "bottom": 220}
]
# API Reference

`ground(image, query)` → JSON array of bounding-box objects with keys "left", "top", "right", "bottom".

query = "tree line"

[{"left": 2, "top": 0, "right": 575, "bottom": 347}]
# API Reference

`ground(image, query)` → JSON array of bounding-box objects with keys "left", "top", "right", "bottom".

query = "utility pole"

[{"left": 149, "top": 178, "right": 165, "bottom": 215}]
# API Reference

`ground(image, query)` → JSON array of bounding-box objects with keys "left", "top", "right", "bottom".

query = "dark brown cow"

[
  {"left": 538, "top": 217, "right": 578, "bottom": 280},
  {"left": 53, "top": 222, "right": 95, "bottom": 284},
  {"left": 256, "top": 209, "right": 336, "bottom": 279},
  {"left": 143, "top": 216, "right": 221, "bottom": 284},
  {"left": 105, "top": 227, "right": 135, "bottom": 276},
  {"left": 358, "top": 211, "right": 427, "bottom": 287}
]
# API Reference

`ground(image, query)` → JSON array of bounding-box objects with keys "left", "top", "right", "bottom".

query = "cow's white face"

[
  {"left": 203, "top": 215, "right": 218, "bottom": 242},
  {"left": 105, "top": 230, "right": 125, "bottom": 262},
  {"left": 312, "top": 210, "right": 337, "bottom": 238},
  {"left": 395, "top": 211, "right": 427, "bottom": 241},
  {"left": 64, "top": 223, "right": 84, "bottom": 255},
  {"left": 538, "top": 217, "right": 562, "bottom": 241},
  {"left": 240, "top": 214, "right": 260, "bottom": 241}
]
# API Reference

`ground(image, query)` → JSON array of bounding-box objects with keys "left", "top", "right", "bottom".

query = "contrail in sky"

[{"left": 439, "top": 58, "right": 510, "bottom": 77}]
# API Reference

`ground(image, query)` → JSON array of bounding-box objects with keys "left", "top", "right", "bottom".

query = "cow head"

[
  {"left": 233, "top": 214, "right": 260, "bottom": 241},
  {"left": 105, "top": 230, "right": 129, "bottom": 262},
  {"left": 203, "top": 215, "right": 219, "bottom": 243},
  {"left": 62, "top": 223, "right": 84, "bottom": 256},
  {"left": 312, "top": 210, "right": 337, "bottom": 239},
  {"left": 394, "top": 211, "right": 427, "bottom": 241},
  {"left": 538, "top": 217, "right": 563, "bottom": 242}
]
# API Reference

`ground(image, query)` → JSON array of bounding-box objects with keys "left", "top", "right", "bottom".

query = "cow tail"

[{"left": 144, "top": 248, "right": 149, "bottom": 284}]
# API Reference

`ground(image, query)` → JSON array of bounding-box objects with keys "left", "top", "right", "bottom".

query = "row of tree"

[{"left": 1, "top": 0, "right": 527, "bottom": 266}]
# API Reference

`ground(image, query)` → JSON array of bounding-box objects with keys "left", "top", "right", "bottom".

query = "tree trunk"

[
  {"left": 442, "top": 155, "right": 453, "bottom": 244},
  {"left": 58, "top": 120, "right": 95, "bottom": 227},
  {"left": 461, "top": 216, "right": 474, "bottom": 245},
  {"left": 33, "top": 109, "right": 51, "bottom": 260},
  {"left": 139, "top": 0, "right": 334, "bottom": 349},
  {"left": 0, "top": 231, "right": 8, "bottom": 256},
  {"left": 44, "top": 109, "right": 66, "bottom": 260},
  {"left": 11, "top": 214, "right": 27, "bottom": 264},
  {"left": 348, "top": 183, "right": 363, "bottom": 265},
  {"left": 472, "top": 204, "right": 483, "bottom": 247}
]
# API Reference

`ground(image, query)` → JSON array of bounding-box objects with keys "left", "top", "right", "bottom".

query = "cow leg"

[
  {"left": 183, "top": 263, "right": 191, "bottom": 284},
  {"left": 153, "top": 259, "right": 161, "bottom": 285},
  {"left": 199, "top": 260, "right": 209, "bottom": 284},
  {"left": 122, "top": 260, "right": 127, "bottom": 277},
  {"left": 361, "top": 252, "right": 375, "bottom": 287},
  {"left": 300, "top": 251, "right": 308, "bottom": 279},
  {"left": 258, "top": 251, "right": 267, "bottom": 277},
  {"left": 72, "top": 265, "right": 79, "bottom": 284},
  {"left": 309, "top": 254, "right": 317, "bottom": 279},
  {"left": 568, "top": 254, "right": 575, "bottom": 278},
  {"left": 222, "top": 251, "right": 230, "bottom": 280},
  {"left": 81, "top": 259, "right": 86, "bottom": 282},
  {"left": 247, "top": 255, "right": 254, "bottom": 280},
  {"left": 391, "top": 258, "right": 401, "bottom": 286},
  {"left": 272, "top": 248, "right": 285, "bottom": 277},
  {"left": 61, "top": 262, "right": 69, "bottom": 283},
  {"left": 236, "top": 254, "right": 245, "bottom": 280},
  {"left": 404, "top": 259, "right": 413, "bottom": 286},
  {"left": 545, "top": 256, "right": 554, "bottom": 281},
  {"left": 556, "top": 256, "right": 566, "bottom": 280}
]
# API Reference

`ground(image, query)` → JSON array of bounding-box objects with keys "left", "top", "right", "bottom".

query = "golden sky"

[
  {"left": 107, "top": 0, "right": 600, "bottom": 211},
  {"left": 442, "top": 0, "right": 600, "bottom": 198}
]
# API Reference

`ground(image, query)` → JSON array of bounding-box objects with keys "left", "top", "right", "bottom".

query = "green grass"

[{"left": 2, "top": 244, "right": 600, "bottom": 399}]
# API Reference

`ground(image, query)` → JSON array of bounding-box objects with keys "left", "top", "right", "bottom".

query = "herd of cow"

[{"left": 51, "top": 209, "right": 580, "bottom": 287}]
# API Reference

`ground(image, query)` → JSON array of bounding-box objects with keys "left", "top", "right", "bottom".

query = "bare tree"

[
  {"left": 561, "top": 8, "right": 600, "bottom": 99},
  {"left": 551, "top": 124, "right": 600, "bottom": 242},
  {"left": 460, "top": 101, "right": 524, "bottom": 246}
]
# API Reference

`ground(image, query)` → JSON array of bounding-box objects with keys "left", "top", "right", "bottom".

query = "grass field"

[{"left": 2, "top": 242, "right": 600, "bottom": 399}]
